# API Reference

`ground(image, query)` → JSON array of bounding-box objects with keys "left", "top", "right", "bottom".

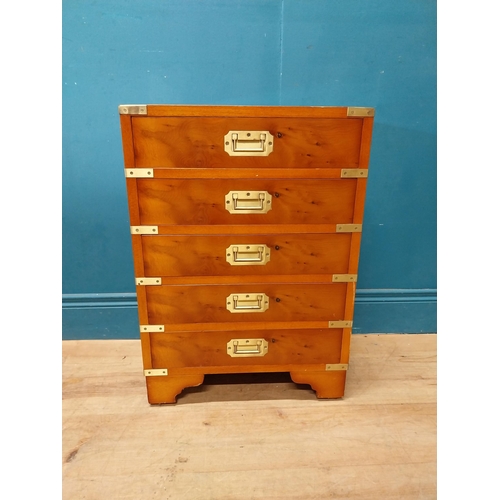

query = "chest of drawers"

[{"left": 118, "top": 105, "right": 374, "bottom": 404}]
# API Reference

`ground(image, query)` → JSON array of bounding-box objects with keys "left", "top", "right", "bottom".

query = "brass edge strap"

[
  {"left": 328, "top": 321, "right": 353, "bottom": 328},
  {"left": 135, "top": 277, "right": 162, "bottom": 286},
  {"left": 119, "top": 104, "right": 148, "bottom": 115},
  {"left": 332, "top": 274, "right": 357, "bottom": 283},
  {"left": 125, "top": 169, "right": 154, "bottom": 178},
  {"left": 340, "top": 169, "right": 368, "bottom": 178},
  {"left": 336, "top": 224, "right": 362, "bottom": 233},
  {"left": 346, "top": 107, "right": 375, "bottom": 117},
  {"left": 144, "top": 369, "right": 168, "bottom": 377},
  {"left": 325, "top": 364, "right": 349, "bottom": 371},
  {"left": 140, "top": 325, "right": 165, "bottom": 332},
  {"left": 131, "top": 226, "right": 158, "bottom": 235}
]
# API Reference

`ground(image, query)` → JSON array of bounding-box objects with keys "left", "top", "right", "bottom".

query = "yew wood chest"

[{"left": 118, "top": 104, "right": 374, "bottom": 404}]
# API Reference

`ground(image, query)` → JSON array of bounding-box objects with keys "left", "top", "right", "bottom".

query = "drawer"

[
  {"left": 131, "top": 116, "right": 363, "bottom": 168},
  {"left": 144, "top": 283, "right": 347, "bottom": 325},
  {"left": 149, "top": 329, "right": 342, "bottom": 368},
  {"left": 136, "top": 178, "right": 356, "bottom": 226},
  {"left": 141, "top": 233, "right": 352, "bottom": 277}
]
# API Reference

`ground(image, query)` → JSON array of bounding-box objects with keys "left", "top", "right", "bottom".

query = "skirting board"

[{"left": 62, "top": 289, "right": 436, "bottom": 339}]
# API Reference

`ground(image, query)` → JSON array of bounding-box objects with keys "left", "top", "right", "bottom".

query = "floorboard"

[{"left": 62, "top": 334, "right": 436, "bottom": 499}]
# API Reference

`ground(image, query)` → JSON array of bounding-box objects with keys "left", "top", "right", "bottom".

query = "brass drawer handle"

[
  {"left": 226, "top": 293, "right": 269, "bottom": 313},
  {"left": 227, "top": 338, "right": 269, "bottom": 357},
  {"left": 224, "top": 130, "right": 274, "bottom": 156},
  {"left": 226, "top": 245, "right": 270, "bottom": 266},
  {"left": 225, "top": 191, "right": 272, "bottom": 214}
]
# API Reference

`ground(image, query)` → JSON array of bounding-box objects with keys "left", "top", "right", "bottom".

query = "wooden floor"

[{"left": 62, "top": 334, "right": 436, "bottom": 499}]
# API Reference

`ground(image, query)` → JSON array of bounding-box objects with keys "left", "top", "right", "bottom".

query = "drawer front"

[
  {"left": 149, "top": 329, "right": 342, "bottom": 368},
  {"left": 136, "top": 178, "right": 356, "bottom": 225},
  {"left": 145, "top": 283, "right": 347, "bottom": 325},
  {"left": 131, "top": 116, "right": 363, "bottom": 168},
  {"left": 141, "top": 233, "right": 352, "bottom": 277}
]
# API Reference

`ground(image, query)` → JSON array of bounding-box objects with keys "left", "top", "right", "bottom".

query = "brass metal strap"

[
  {"left": 341, "top": 169, "right": 368, "bottom": 178},
  {"left": 131, "top": 226, "right": 158, "bottom": 235},
  {"left": 328, "top": 321, "right": 353, "bottom": 328},
  {"left": 119, "top": 104, "right": 147, "bottom": 115},
  {"left": 336, "top": 224, "right": 362, "bottom": 233},
  {"left": 125, "top": 169, "right": 154, "bottom": 178},
  {"left": 140, "top": 325, "right": 165, "bottom": 333},
  {"left": 135, "top": 277, "right": 162, "bottom": 286},
  {"left": 346, "top": 107, "right": 374, "bottom": 117},
  {"left": 326, "top": 364, "right": 349, "bottom": 371},
  {"left": 332, "top": 274, "right": 357, "bottom": 282},
  {"left": 144, "top": 369, "right": 168, "bottom": 377}
]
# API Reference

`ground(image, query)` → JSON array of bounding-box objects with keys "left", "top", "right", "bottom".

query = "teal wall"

[{"left": 62, "top": 0, "right": 436, "bottom": 338}]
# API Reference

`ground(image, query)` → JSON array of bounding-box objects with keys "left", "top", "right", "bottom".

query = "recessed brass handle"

[
  {"left": 234, "top": 192, "right": 264, "bottom": 211},
  {"left": 227, "top": 338, "right": 269, "bottom": 357},
  {"left": 224, "top": 130, "right": 274, "bottom": 156},
  {"left": 232, "top": 132, "right": 265, "bottom": 152},
  {"left": 226, "top": 245, "right": 271, "bottom": 266},
  {"left": 226, "top": 293, "right": 270, "bottom": 313},
  {"left": 225, "top": 191, "right": 272, "bottom": 214}
]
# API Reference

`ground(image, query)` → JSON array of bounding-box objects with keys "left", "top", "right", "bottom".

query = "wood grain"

[
  {"left": 155, "top": 320, "right": 334, "bottom": 333},
  {"left": 141, "top": 233, "right": 352, "bottom": 277},
  {"left": 152, "top": 274, "right": 345, "bottom": 285},
  {"left": 146, "top": 104, "right": 352, "bottom": 118},
  {"left": 118, "top": 115, "right": 135, "bottom": 168},
  {"left": 149, "top": 329, "right": 342, "bottom": 369},
  {"left": 290, "top": 370, "right": 347, "bottom": 399},
  {"left": 146, "top": 374, "right": 205, "bottom": 404},
  {"left": 136, "top": 178, "right": 356, "bottom": 226},
  {"left": 132, "top": 116, "right": 362, "bottom": 168},
  {"left": 135, "top": 287, "right": 149, "bottom": 326},
  {"left": 145, "top": 283, "right": 347, "bottom": 325},
  {"left": 147, "top": 167, "right": 366, "bottom": 179},
  {"left": 149, "top": 224, "right": 341, "bottom": 235},
  {"left": 340, "top": 282, "right": 356, "bottom": 364},
  {"left": 62, "top": 334, "right": 436, "bottom": 500}
]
